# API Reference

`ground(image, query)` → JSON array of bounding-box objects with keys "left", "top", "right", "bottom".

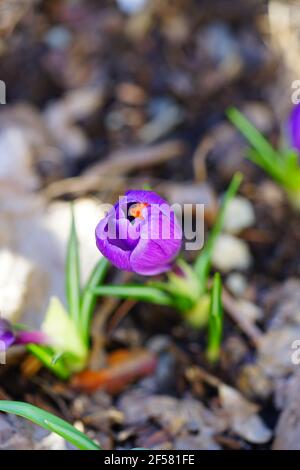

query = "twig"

[
  {"left": 222, "top": 288, "right": 263, "bottom": 347},
  {"left": 88, "top": 297, "right": 120, "bottom": 370},
  {"left": 44, "top": 140, "right": 185, "bottom": 199},
  {"left": 107, "top": 299, "right": 137, "bottom": 335},
  {"left": 185, "top": 364, "right": 222, "bottom": 389}
]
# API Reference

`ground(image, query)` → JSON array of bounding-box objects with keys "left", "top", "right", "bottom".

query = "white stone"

[
  {"left": 212, "top": 234, "right": 252, "bottom": 272},
  {"left": 0, "top": 127, "right": 39, "bottom": 190},
  {"left": 0, "top": 249, "right": 34, "bottom": 322},
  {"left": 223, "top": 196, "right": 255, "bottom": 234},
  {"left": 226, "top": 272, "right": 247, "bottom": 297}
]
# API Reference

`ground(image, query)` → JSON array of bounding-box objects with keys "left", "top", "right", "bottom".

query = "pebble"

[
  {"left": 226, "top": 272, "right": 248, "bottom": 297},
  {"left": 0, "top": 249, "right": 34, "bottom": 322},
  {"left": 44, "top": 27, "right": 72, "bottom": 50},
  {"left": 0, "top": 127, "right": 39, "bottom": 190},
  {"left": 223, "top": 196, "right": 255, "bottom": 234},
  {"left": 212, "top": 234, "right": 252, "bottom": 272}
]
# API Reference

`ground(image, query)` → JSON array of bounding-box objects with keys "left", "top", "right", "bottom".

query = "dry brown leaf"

[
  {"left": 0, "top": 0, "right": 34, "bottom": 37},
  {"left": 72, "top": 349, "right": 157, "bottom": 394},
  {"left": 219, "top": 384, "right": 272, "bottom": 444}
]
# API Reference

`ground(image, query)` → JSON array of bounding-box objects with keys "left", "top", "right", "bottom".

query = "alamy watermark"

[
  {"left": 99, "top": 199, "right": 205, "bottom": 251},
  {"left": 0, "top": 80, "right": 6, "bottom": 104}
]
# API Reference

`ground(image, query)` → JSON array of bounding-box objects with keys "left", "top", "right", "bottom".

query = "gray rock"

[
  {"left": 0, "top": 413, "right": 43, "bottom": 450},
  {"left": 273, "top": 370, "right": 300, "bottom": 450}
]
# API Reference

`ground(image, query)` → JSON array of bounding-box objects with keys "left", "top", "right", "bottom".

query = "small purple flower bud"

[
  {"left": 0, "top": 319, "right": 15, "bottom": 350},
  {"left": 95, "top": 190, "right": 182, "bottom": 275},
  {"left": 0, "top": 318, "right": 48, "bottom": 351},
  {"left": 288, "top": 103, "right": 300, "bottom": 152},
  {"left": 15, "top": 330, "right": 49, "bottom": 346}
]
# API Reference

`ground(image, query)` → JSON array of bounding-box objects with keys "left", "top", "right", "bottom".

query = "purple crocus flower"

[
  {"left": 0, "top": 318, "right": 47, "bottom": 351},
  {"left": 288, "top": 103, "right": 300, "bottom": 152},
  {"left": 95, "top": 190, "right": 182, "bottom": 275}
]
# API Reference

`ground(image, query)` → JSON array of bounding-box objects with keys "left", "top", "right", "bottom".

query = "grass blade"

[
  {"left": 92, "top": 284, "right": 174, "bottom": 307},
  {"left": 227, "top": 107, "right": 280, "bottom": 163},
  {"left": 0, "top": 401, "right": 101, "bottom": 450},
  {"left": 227, "top": 107, "right": 300, "bottom": 192},
  {"left": 206, "top": 272, "right": 223, "bottom": 363},
  {"left": 80, "top": 257, "right": 110, "bottom": 345},
  {"left": 66, "top": 205, "right": 81, "bottom": 328},
  {"left": 194, "top": 172, "right": 242, "bottom": 290},
  {"left": 226, "top": 107, "right": 296, "bottom": 185}
]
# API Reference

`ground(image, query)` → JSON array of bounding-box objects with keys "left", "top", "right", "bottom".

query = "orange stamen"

[{"left": 129, "top": 202, "right": 149, "bottom": 219}]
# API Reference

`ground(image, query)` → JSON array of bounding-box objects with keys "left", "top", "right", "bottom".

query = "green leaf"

[
  {"left": 247, "top": 148, "right": 284, "bottom": 183},
  {"left": 66, "top": 205, "right": 81, "bottom": 328},
  {"left": 206, "top": 272, "right": 223, "bottom": 363},
  {"left": 227, "top": 107, "right": 300, "bottom": 191},
  {"left": 92, "top": 284, "right": 175, "bottom": 307},
  {"left": 0, "top": 401, "right": 101, "bottom": 450},
  {"left": 41, "top": 297, "right": 88, "bottom": 373},
  {"left": 227, "top": 107, "right": 280, "bottom": 163},
  {"left": 26, "top": 344, "right": 71, "bottom": 380},
  {"left": 194, "top": 172, "right": 242, "bottom": 290},
  {"left": 80, "top": 257, "right": 110, "bottom": 345}
]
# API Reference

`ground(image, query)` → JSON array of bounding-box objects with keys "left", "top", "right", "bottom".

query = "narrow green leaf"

[
  {"left": 227, "top": 107, "right": 280, "bottom": 163},
  {"left": 0, "top": 401, "right": 101, "bottom": 450},
  {"left": 26, "top": 344, "right": 71, "bottom": 381},
  {"left": 194, "top": 172, "right": 242, "bottom": 290},
  {"left": 92, "top": 284, "right": 174, "bottom": 307},
  {"left": 227, "top": 107, "right": 300, "bottom": 191},
  {"left": 206, "top": 272, "right": 223, "bottom": 363},
  {"left": 247, "top": 148, "right": 283, "bottom": 183},
  {"left": 66, "top": 205, "right": 81, "bottom": 327},
  {"left": 80, "top": 257, "right": 110, "bottom": 345}
]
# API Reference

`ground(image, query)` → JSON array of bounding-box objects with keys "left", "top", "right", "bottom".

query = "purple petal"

[
  {"left": 0, "top": 319, "right": 15, "bottom": 349},
  {"left": 16, "top": 330, "right": 49, "bottom": 345},
  {"left": 130, "top": 209, "right": 182, "bottom": 275},
  {"left": 0, "top": 330, "right": 15, "bottom": 350},
  {"left": 125, "top": 190, "right": 167, "bottom": 206},
  {"left": 288, "top": 104, "right": 300, "bottom": 152},
  {"left": 107, "top": 217, "right": 140, "bottom": 251},
  {"left": 96, "top": 219, "right": 133, "bottom": 271}
]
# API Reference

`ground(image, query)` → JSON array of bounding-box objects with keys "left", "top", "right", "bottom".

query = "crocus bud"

[
  {"left": 288, "top": 103, "right": 300, "bottom": 152},
  {"left": 95, "top": 190, "right": 182, "bottom": 275},
  {"left": 0, "top": 318, "right": 47, "bottom": 351}
]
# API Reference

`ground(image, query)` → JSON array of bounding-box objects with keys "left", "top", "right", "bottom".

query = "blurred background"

[{"left": 1, "top": 0, "right": 300, "bottom": 450}]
